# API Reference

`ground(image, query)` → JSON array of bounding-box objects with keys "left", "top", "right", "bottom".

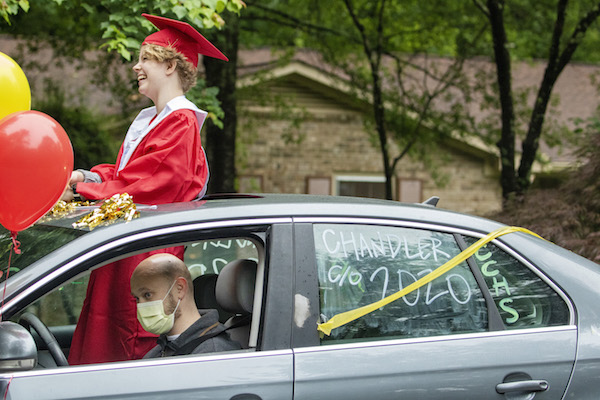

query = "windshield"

[{"left": 0, "top": 223, "right": 88, "bottom": 283}]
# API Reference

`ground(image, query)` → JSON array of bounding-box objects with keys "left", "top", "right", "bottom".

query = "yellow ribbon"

[{"left": 317, "top": 226, "right": 543, "bottom": 336}]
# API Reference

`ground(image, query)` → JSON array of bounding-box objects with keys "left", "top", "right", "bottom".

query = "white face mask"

[{"left": 136, "top": 280, "right": 181, "bottom": 335}]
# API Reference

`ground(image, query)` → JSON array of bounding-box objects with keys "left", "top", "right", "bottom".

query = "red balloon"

[{"left": 0, "top": 111, "right": 74, "bottom": 232}]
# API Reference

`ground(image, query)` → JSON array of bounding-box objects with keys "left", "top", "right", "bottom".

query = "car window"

[
  {"left": 12, "top": 237, "right": 259, "bottom": 327},
  {"left": 462, "top": 236, "right": 570, "bottom": 329},
  {"left": 6, "top": 273, "right": 90, "bottom": 330},
  {"left": 314, "top": 224, "right": 488, "bottom": 344},
  {"left": 11, "top": 237, "right": 260, "bottom": 329},
  {"left": 184, "top": 237, "right": 259, "bottom": 279}
]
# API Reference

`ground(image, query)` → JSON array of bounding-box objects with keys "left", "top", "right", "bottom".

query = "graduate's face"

[{"left": 133, "top": 49, "right": 170, "bottom": 100}]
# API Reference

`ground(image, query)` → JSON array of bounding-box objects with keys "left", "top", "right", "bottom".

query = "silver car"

[{"left": 0, "top": 194, "right": 598, "bottom": 399}]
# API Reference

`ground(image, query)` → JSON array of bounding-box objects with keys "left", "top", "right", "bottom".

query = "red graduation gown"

[
  {"left": 68, "top": 109, "right": 208, "bottom": 365},
  {"left": 77, "top": 109, "right": 208, "bottom": 204}
]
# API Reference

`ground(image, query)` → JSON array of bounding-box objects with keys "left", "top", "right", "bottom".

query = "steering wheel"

[{"left": 19, "top": 312, "right": 69, "bottom": 367}]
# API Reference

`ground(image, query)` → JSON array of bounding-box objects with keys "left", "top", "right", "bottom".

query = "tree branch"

[
  {"left": 547, "top": 0, "right": 568, "bottom": 71},
  {"left": 244, "top": 1, "right": 359, "bottom": 43},
  {"left": 473, "top": 0, "right": 490, "bottom": 18},
  {"left": 343, "top": 0, "right": 373, "bottom": 59},
  {"left": 392, "top": 137, "right": 417, "bottom": 171},
  {"left": 375, "top": 0, "right": 386, "bottom": 68},
  {"left": 557, "top": 1, "right": 600, "bottom": 71},
  {"left": 486, "top": 0, "right": 518, "bottom": 199}
]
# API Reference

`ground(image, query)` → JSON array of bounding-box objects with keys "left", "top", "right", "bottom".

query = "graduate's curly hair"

[{"left": 140, "top": 44, "right": 198, "bottom": 92}]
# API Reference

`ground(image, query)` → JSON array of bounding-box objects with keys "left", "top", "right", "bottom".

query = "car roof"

[{"left": 39, "top": 193, "right": 503, "bottom": 236}]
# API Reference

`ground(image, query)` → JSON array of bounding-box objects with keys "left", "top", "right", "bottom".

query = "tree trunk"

[
  {"left": 517, "top": 69, "right": 558, "bottom": 192},
  {"left": 486, "top": 0, "right": 518, "bottom": 202},
  {"left": 203, "top": 12, "right": 240, "bottom": 194},
  {"left": 373, "top": 76, "right": 393, "bottom": 200},
  {"left": 344, "top": 0, "right": 393, "bottom": 199}
]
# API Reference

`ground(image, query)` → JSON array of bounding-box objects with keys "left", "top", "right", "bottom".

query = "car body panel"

[
  {"left": 500, "top": 235, "right": 600, "bottom": 399},
  {"left": 294, "top": 327, "right": 576, "bottom": 399},
  {"left": 3, "top": 350, "right": 293, "bottom": 400}
]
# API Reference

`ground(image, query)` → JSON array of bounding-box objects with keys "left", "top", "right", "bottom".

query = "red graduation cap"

[{"left": 141, "top": 13, "right": 228, "bottom": 67}]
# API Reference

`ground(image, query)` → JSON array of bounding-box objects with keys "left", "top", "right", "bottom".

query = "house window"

[
  {"left": 336, "top": 176, "right": 386, "bottom": 199},
  {"left": 397, "top": 178, "right": 422, "bottom": 203},
  {"left": 307, "top": 177, "right": 332, "bottom": 195}
]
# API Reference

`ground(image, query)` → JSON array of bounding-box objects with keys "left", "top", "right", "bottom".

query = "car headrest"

[
  {"left": 216, "top": 259, "right": 257, "bottom": 315},
  {"left": 193, "top": 273, "right": 234, "bottom": 323},
  {"left": 193, "top": 273, "right": 219, "bottom": 309}
]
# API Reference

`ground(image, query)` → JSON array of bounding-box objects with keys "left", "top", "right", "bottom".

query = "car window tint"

[
  {"left": 314, "top": 224, "right": 488, "bottom": 344},
  {"left": 463, "top": 236, "right": 570, "bottom": 329}
]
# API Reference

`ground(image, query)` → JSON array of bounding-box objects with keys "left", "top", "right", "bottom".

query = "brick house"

[{"left": 234, "top": 50, "right": 599, "bottom": 215}]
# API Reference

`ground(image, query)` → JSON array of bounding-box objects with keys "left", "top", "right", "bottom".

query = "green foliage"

[
  {"left": 94, "top": 0, "right": 245, "bottom": 61},
  {"left": 2, "top": 0, "right": 245, "bottom": 59},
  {"left": 187, "top": 80, "right": 225, "bottom": 129},
  {"left": 1, "top": 0, "right": 104, "bottom": 58},
  {"left": 33, "top": 81, "right": 116, "bottom": 169},
  {"left": 0, "top": 0, "right": 29, "bottom": 24},
  {"left": 470, "top": 0, "right": 600, "bottom": 62}
]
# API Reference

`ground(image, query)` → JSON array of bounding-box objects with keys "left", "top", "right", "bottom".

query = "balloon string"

[
  {"left": 0, "top": 232, "right": 20, "bottom": 321},
  {"left": 10, "top": 232, "right": 21, "bottom": 255},
  {"left": 2, "top": 376, "right": 12, "bottom": 400}
]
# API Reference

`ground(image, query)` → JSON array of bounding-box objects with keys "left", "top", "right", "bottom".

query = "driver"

[{"left": 130, "top": 253, "right": 241, "bottom": 357}]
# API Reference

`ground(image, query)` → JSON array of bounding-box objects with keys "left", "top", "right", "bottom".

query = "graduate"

[{"left": 64, "top": 13, "right": 228, "bottom": 365}]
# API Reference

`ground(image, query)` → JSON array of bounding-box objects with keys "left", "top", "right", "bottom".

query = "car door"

[
  {"left": 292, "top": 220, "right": 576, "bottom": 400},
  {"left": 1, "top": 221, "right": 295, "bottom": 400},
  {"left": 2, "top": 352, "right": 293, "bottom": 400}
]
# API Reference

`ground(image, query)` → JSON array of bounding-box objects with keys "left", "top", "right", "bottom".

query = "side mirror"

[{"left": 0, "top": 321, "right": 37, "bottom": 371}]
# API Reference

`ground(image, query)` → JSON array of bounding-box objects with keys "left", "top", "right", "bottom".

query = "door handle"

[
  {"left": 496, "top": 380, "right": 549, "bottom": 394},
  {"left": 230, "top": 394, "right": 262, "bottom": 400}
]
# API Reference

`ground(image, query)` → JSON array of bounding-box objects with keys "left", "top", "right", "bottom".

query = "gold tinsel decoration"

[
  {"left": 47, "top": 200, "right": 78, "bottom": 217},
  {"left": 41, "top": 200, "right": 90, "bottom": 222},
  {"left": 73, "top": 193, "right": 139, "bottom": 230}
]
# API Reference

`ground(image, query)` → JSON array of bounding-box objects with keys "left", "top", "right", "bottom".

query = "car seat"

[
  {"left": 215, "top": 259, "right": 258, "bottom": 348},
  {"left": 192, "top": 273, "right": 233, "bottom": 323}
]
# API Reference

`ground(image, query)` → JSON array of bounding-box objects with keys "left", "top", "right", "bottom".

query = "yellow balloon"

[{"left": 0, "top": 52, "right": 31, "bottom": 121}]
